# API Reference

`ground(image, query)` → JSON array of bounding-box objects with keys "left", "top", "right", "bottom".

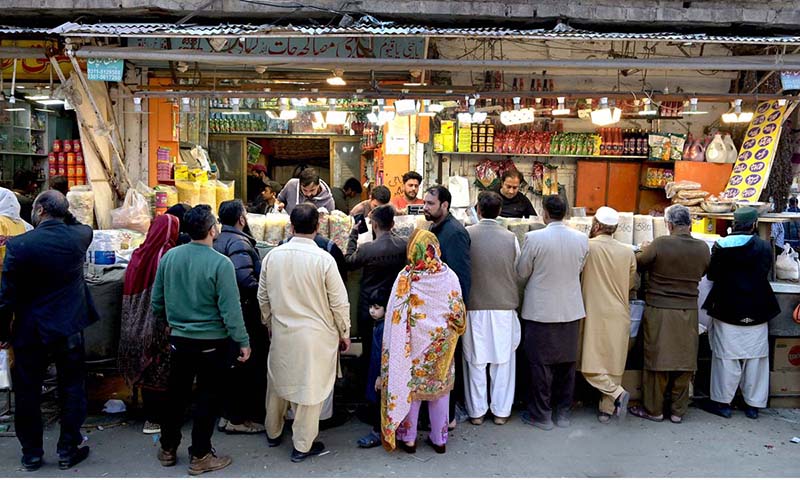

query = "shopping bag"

[
  {"left": 110, "top": 188, "right": 152, "bottom": 234},
  {"left": 776, "top": 243, "right": 800, "bottom": 281}
]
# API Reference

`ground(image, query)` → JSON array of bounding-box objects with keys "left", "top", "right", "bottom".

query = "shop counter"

[
  {"left": 84, "top": 264, "right": 127, "bottom": 361},
  {"left": 769, "top": 282, "right": 800, "bottom": 337}
]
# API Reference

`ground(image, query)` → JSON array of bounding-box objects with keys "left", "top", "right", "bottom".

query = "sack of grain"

[
  {"left": 199, "top": 182, "right": 216, "bottom": 214},
  {"left": 215, "top": 180, "right": 235, "bottom": 212},
  {"left": 633, "top": 214, "right": 654, "bottom": 245},
  {"left": 264, "top": 213, "right": 290, "bottom": 246},
  {"left": 653, "top": 216, "right": 669, "bottom": 238},
  {"left": 176, "top": 180, "right": 200, "bottom": 206},
  {"left": 246, "top": 214, "right": 266, "bottom": 241},
  {"left": 612, "top": 212, "right": 634, "bottom": 244}
]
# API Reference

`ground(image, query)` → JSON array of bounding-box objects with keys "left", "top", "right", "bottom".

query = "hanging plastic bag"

[
  {"left": 776, "top": 243, "right": 800, "bottom": 281},
  {"left": 448, "top": 175, "right": 471, "bottom": 208},
  {"left": 215, "top": 180, "right": 235, "bottom": 212},
  {"left": 175, "top": 180, "right": 200, "bottom": 206},
  {"left": 264, "top": 212, "right": 290, "bottom": 246},
  {"left": 198, "top": 182, "right": 216, "bottom": 214},
  {"left": 0, "top": 349, "right": 11, "bottom": 390},
  {"left": 135, "top": 181, "right": 156, "bottom": 218},
  {"left": 66, "top": 185, "right": 95, "bottom": 227},
  {"left": 110, "top": 188, "right": 151, "bottom": 234}
]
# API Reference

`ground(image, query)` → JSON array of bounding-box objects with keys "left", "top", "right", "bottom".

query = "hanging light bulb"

[
  {"left": 500, "top": 97, "right": 534, "bottom": 125},
  {"left": 639, "top": 98, "right": 657, "bottom": 116},
  {"left": 591, "top": 97, "right": 621, "bottom": 126},
  {"left": 552, "top": 96, "right": 570, "bottom": 116},
  {"left": 682, "top": 98, "right": 708, "bottom": 115},
  {"left": 721, "top": 99, "right": 753, "bottom": 123},
  {"left": 419, "top": 99, "right": 438, "bottom": 117},
  {"left": 326, "top": 69, "right": 346, "bottom": 86},
  {"left": 133, "top": 97, "right": 143, "bottom": 113}
]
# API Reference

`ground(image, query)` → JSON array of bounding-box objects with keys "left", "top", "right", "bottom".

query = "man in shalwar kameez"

[{"left": 580, "top": 207, "right": 637, "bottom": 424}]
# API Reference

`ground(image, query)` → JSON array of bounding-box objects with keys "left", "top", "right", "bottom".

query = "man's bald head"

[{"left": 32, "top": 190, "right": 69, "bottom": 226}]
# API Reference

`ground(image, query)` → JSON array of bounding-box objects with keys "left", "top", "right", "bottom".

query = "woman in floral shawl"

[
  {"left": 380, "top": 229, "right": 466, "bottom": 454},
  {"left": 118, "top": 214, "right": 180, "bottom": 434}
]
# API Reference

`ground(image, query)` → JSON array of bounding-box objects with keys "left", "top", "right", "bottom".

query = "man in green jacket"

[{"left": 151, "top": 205, "right": 251, "bottom": 476}]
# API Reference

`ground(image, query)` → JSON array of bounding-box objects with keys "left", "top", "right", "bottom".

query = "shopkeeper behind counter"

[
  {"left": 492, "top": 169, "right": 537, "bottom": 219},
  {"left": 276, "top": 168, "right": 335, "bottom": 214}
]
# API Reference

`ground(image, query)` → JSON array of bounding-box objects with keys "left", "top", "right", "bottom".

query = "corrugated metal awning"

[{"left": 48, "top": 21, "right": 800, "bottom": 46}]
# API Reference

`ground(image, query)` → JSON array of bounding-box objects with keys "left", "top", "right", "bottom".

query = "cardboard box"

[
  {"left": 773, "top": 337, "right": 800, "bottom": 371},
  {"left": 691, "top": 217, "right": 716, "bottom": 235},
  {"left": 770, "top": 370, "right": 800, "bottom": 395},
  {"left": 622, "top": 369, "right": 643, "bottom": 400}
]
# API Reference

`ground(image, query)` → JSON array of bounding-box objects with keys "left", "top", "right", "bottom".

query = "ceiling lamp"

[
  {"left": 394, "top": 99, "right": 417, "bottom": 117},
  {"left": 552, "top": 96, "right": 570, "bottom": 116},
  {"left": 591, "top": 97, "right": 621, "bottom": 126},
  {"left": 326, "top": 70, "right": 346, "bottom": 86},
  {"left": 721, "top": 99, "right": 753, "bottom": 124},
  {"left": 133, "top": 97, "right": 143, "bottom": 113},
  {"left": 639, "top": 98, "right": 657, "bottom": 116},
  {"left": 36, "top": 99, "right": 65, "bottom": 106},
  {"left": 682, "top": 98, "right": 707, "bottom": 115},
  {"left": 500, "top": 97, "right": 535, "bottom": 126}
]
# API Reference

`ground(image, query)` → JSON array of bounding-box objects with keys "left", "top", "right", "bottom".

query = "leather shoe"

[
  {"left": 744, "top": 406, "right": 759, "bottom": 419},
  {"left": 493, "top": 416, "right": 509, "bottom": 425},
  {"left": 425, "top": 437, "right": 446, "bottom": 454},
  {"left": 59, "top": 446, "right": 90, "bottom": 470},
  {"left": 187, "top": 451, "right": 232, "bottom": 476},
  {"left": 398, "top": 441, "right": 416, "bottom": 454},
  {"left": 700, "top": 400, "right": 732, "bottom": 419},
  {"left": 21, "top": 455, "right": 42, "bottom": 472},
  {"left": 157, "top": 448, "right": 177, "bottom": 467},
  {"left": 520, "top": 410, "right": 554, "bottom": 431},
  {"left": 290, "top": 441, "right": 327, "bottom": 463},
  {"left": 267, "top": 434, "right": 282, "bottom": 448},
  {"left": 469, "top": 416, "right": 484, "bottom": 426},
  {"left": 555, "top": 412, "right": 571, "bottom": 428}
]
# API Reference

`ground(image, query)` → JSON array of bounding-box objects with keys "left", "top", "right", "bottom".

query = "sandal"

[
  {"left": 628, "top": 405, "right": 664, "bottom": 422},
  {"left": 670, "top": 415, "right": 683, "bottom": 424},
  {"left": 357, "top": 431, "right": 382, "bottom": 449}
]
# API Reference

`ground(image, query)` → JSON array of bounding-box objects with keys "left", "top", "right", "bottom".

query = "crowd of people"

[{"left": 0, "top": 166, "right": 782, "bottom": 474}]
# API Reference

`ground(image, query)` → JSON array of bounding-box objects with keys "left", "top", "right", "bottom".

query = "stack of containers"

[{"left": 49, "top": 140, "right": 87, "bottom": 189}]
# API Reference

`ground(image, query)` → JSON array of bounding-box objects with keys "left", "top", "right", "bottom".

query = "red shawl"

[{"left": 124, "top": 214, "right": 179, "bottom": 295}]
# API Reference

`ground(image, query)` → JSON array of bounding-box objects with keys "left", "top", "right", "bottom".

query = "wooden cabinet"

[{"left": 576, "top": 160, "right": 641, "bottom": 214}]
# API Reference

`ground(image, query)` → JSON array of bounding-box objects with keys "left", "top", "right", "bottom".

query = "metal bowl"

[
  {"left": 735, "top": 201, "right": 771, "bottom": 215},
  {"left": 701, "top": 201, "right": 734, "bottom": 213}
]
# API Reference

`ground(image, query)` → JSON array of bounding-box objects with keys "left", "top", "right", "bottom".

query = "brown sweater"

[
  {"left": 636, "top": 232, "right": 710, "bottom": 310},
  {"left": 466, "top": 219, "right": 521, "bottom": 311}
]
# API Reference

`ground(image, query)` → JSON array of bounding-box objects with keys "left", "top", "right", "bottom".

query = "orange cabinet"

[
  {"left": 674, "top": 161, "right": 733, "bottom": 195},
  {"left": 576, "top": 160, "right": 640, "bottom": 214}
]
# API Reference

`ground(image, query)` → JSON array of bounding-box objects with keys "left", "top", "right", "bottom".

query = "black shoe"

[
  {"left": 700, "top": 400, "right": 732, "bottom": 419},
  {"left": 21, "top": 455, "right": 42, "bottom": 472},
  {"left": 267, "top": 434, "right": 282, "bottom": 448},
  {"left": 425, "top": 437, "right": 446, "bottom": 454},
  {"left": 290, "top": 442, "right": 327, "bottom": 463},
  {"left": 744, "top": 406, "right": 759, "bottom": 419},
  {"left": 59, "top": 446, "right": 90, "bottom": 470}
]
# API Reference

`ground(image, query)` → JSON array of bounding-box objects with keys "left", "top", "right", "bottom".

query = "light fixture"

[
  {"left": 254, "top": 65, "right": 267, "bottom": 74},
  {"left": 639, "top": 98, "right": 657, "bottom": 116},
  {"left": 778, "top": 99, "right": 788, "bottom": 107},
  {"left": 181, "top": 97, "right": 191, "bottom": 113},
  {"left": 4, "top": 107, "right": 24, "bottom": 112},
  {"left": 722, "top": 99, "right": 753, "bottom": 124},
  {"left": 682, "top": 98, "right": 708, "bottom": 115},
  {"left": 326, "top": 111, "right": 348, "bottom": 125},
  {"left": 419, "top": 100, "right": 438, "bottom": 117},
  {"left": 457, "top": 112, "right": 473, "bottom": 124},
  {"left": 500, "top": 97, "right": 535, "bottom": 125},
  {"left": 552, "top": 96, "right": 570, "bottom": 116},
  {"left": 36, "top": 99, "right": 64, "bottom": 106},
  {"left": 472, "top": 111, "right": 488, "bottom": 123},
  {"left": 394, "top": 99, "right": 417, "bottom": 116},
  {"left": 591, "top": 97, "right": 622, "bottom": 126},
  {"left": 133, "top": 97, "right": 143, "bottom": 113},
  {"left": 367, "top": 107, "right": 379, "bottom": 124},
  {"left": 326, "top": 70, "right": 346, "bottom": 86},
  {"left": 264, "top": 110, "right": 277, "bottom": 120}
]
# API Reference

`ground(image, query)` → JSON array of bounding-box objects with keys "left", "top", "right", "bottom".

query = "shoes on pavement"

[
  {"left": 267, "top": 434, "right": 282, "bottom": 448},
  {"left": 469, "top": 416, "right": 484, "bottom": 426},
  {"left": 59, "top": 446, "right": 90, "bottom": 470},
  {"left": 187, "top": 451, "right": 231, "bottom": 475},
  {"left": 670, "top": 415, "right": 683, "bottom": 424},
  {"left": 744, "top": 406, "right": 759, "bottom": 419},
  {"left": 290, "top": 442, "right": 327, "bottom": 463},
  {"left": 224, "top": 420, "right": 266, "bottom": 434},
  {"left": 614, "top": 390, "right": 631, "bottom": 420},
  {"left": 356, "top": 431, "right": 382, "bottom": 449},
  {"left": 520, "top": 410, "right": 554, "bottom": 431},
  {"left": 493, "top": 415, "right": 509, "bottom": 425},
  {"left": 157, "top": 448, "right": 177, "bottom": 467},
  {"left": 597, "top": 413, "right": 612, "bottom": 424},
  {"left": 628, "top": 405, "right": 664, "bottom": 422},
  {"left": 143, "top": 421, "right": 161, "bottom": 435},
  {"left": 21, "top": 455, "right": 42, "bottom": 472},
  {"left": 398, "top": 441, "right": 416, "bottom": 454},
  {"left": 425, "top": 437, "right": 446, "bottom": 454},
  {"left": 700, "top": 400, "right": 732, "bottom": 419},
  {"left": 555, "top": 412, "right": 571, "bottom": 428}
]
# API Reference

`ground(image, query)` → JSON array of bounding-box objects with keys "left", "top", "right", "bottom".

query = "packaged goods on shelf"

[
  {"left": 174, "top": 165, "right": 190, "bottom": 181},
  {"left": 648, "top": 133, "right": 686, "bottom": 162},
  {"left": 66, "top": 186, "right": 95, "bottom": 227}
]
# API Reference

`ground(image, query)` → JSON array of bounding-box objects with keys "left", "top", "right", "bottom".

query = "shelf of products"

[{"left": 437, "top": 151, "right": 647, "bottom": 160}]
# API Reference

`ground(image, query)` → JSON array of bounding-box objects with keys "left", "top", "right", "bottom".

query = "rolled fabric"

[
  {"left": 612, "top": 212, "right": 634, "bottom": 245},
  {"left": 633, "top": 214, "right": 654, "bottom": 246},
  {"left": 653, "top": 216, "right": 669, "bottom": 238}
]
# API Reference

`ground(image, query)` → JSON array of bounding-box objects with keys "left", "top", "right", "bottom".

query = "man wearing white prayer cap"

[{"left": 580, "top": 206, "right": 637, "bottom": 423}]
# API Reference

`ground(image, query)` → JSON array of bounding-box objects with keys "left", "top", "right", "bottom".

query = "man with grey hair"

[
  {"left": 0, "top": 191, "right": 97, "bottom": 471},
  {"left": 630, "top": 204, "right": 710, "bottom": 424}
]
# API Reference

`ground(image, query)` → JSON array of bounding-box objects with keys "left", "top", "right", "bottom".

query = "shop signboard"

[
  {"left": 723, "top": 100, "right": 788, "bottom": 201},
  {"left": 0, "top": 40, "right": 80, "bottom": 81},
  {"left": 780, "top": 71, "right": 800, "bottom": 91},
  {"left": 128, "top": 36, "right": 425, "bottom": 59},
  {"left": 87, "top": 58, "right": 124, "bottom": 82}
]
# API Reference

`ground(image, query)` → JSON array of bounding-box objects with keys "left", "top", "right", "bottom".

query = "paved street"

[{"left": 1, "top": 406, "right": 799, "bottom": 477}]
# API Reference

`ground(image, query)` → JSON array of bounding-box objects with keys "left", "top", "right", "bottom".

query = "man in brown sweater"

[
  {"left": 463, "top": 191, "right": 521, "bottom": 426},
  {"left": 630, "top": 204, "right": 710, "bottom": 424}
]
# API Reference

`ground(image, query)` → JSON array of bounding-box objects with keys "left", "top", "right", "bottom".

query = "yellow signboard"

[
  {"left": 723, "top": 100, "right": 788, "bottom": 200},
  {"left": 0, "top": 40, "right": 79, "bottom": 81}
]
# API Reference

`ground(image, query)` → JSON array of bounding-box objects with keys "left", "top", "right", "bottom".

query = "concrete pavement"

[{"left": 1, "top": 406, "right": 799, "bottom": 477}]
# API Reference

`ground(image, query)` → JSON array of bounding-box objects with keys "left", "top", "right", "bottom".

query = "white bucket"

[{"left": 630, "top": 300, "right": 646, "bottom": 337}]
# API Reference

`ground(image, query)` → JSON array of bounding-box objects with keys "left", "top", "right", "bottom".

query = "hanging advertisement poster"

[{"left": 723, "top": 100, "right": 788, "bottom": 201}]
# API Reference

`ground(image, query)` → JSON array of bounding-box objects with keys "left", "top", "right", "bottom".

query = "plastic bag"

[
  {"left": 246, "top": 214, "right": 266, "bottom": 241},
  {"left": 776, "top": 243, "right": 800, "bottom": 281},
  {"left": 198, "top": 182, "right": 216, "bottom": 213},
  {"left": 448, "top": 175, "right": 471, "bottom": 208},
  {"left": 328, "top": 211, "right": 352, "bottom": 251},
  {"left": 66, "top": 185, "right": 95, "bottom": 227},
  {"left": 665, "top": 180, "right": 702, "bottom": 199},
  {"left": 264, "top": 212, "right": 290, "bottom": 246},
  {"left": 393, "top": 215, "right": 417, "bottom": 239},
  {"left": 176, "top": 180, "right": 200, "bottom": 206},
  {"left": 0, "top": 349, "right": 11, "bottom": 389},
  {"left": 215, "top": 180, "right": 235, "bottom": 212},
  {"left": 135, "top": 181, "right": 156, "bottom": 218},
  {"left": 111, "top": 188, "right": 151, "bottom": 234}
]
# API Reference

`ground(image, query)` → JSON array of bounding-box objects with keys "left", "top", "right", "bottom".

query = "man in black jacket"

[
  {"left": 424, "top": 185, "right": 472, "bottom": 427},
  {"left": 701, "top": 207, "right": 780, "bottom": 420},
  {"left": 0, "top": 191, "right": 97, "bottom": 471},
  {"left": 213, "top": 200, "right": 268, "bottom": 434},
  {"left": 345, "top": 205, "right": 407, "bottom": 390}
]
